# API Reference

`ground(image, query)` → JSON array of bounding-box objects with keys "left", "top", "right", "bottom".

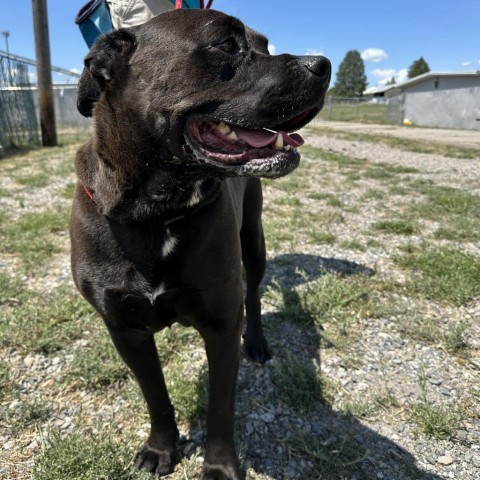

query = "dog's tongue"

[{"left": 233, "top": 126, "right": 304, "bottom": 148}]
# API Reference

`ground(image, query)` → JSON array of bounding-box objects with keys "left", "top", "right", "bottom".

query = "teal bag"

[
  {"left": 76, "top": 0, "right": 214, "bottom": 48},
  {"left": 75, "top": 0, "right": 113, "bottom": 48}
]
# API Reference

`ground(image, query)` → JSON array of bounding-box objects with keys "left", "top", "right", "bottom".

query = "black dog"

[{"left": 71, "top": 8, "right": 330, "bottom": 479}]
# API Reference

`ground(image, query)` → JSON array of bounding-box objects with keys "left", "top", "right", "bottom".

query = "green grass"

[
  {"left": 395, "top": 308, "right": 470, "bottom": 354},
  {"left": 15, "top": 172, "right": 51, "bottom": 188},
  {"left": 264, "top": 282, "right": 310, "bottom": 324},
  {"left": 266, "top": 170, "right": 307, "bottom": 193},
  {"left": 262, "top": 217, "right": 296, "bottom": 250},
  {"left": 66, "top": 335, "right": 130, "bottom": 390},
  {"left": 410, "top": 368, "right": 463, "bottom": 440},
  {"left": 61, "top": 182, "right": 76, "bottom": 199},
  {"left": 0, "top": 285, "right": 96, "bottom": 354},
  {"left": 165, "top": 364, "right": 208, "bottom": 424},
  {"left": 0, "top": 271, "right": 27, "bottom": 306},
  {"left": 273, "top": 196, "right": 302, "bottom": 207},
  {"left": 308, "top": 192, "right": 344, "bottom": 207},
  {"left": 372, "top": 219, "right": 418, "bottom": 235},
  {"left": 395, "top": 246, "right": 480, "bottom": 305},
  {"left": 156, "top": 324, "right": 203, "bottom": 365},
  {"left": 411, "top": 403, "right": 463, "bottom": 440},
  {"left": 266, "top": 273, "right": 384, "bottom": 351},
  {"left": 338, "top": 240, "right": 367, "bottom": 251},
  {"left": 341, "top": 399, "right": 376, "bottom": 419},
  {"left": 289, "top": 431, "right": 369, "bottom": 479},
  {"left": 32, "top": 430, "right": 143, "bottom": 480},
  {"left": 302, "top": 274, "right": 373, "bottom": 328},
  {"left": 408, "top": 184, "right": 480, "bottom": 241},
  {"left": 303, "top": 147, "right": 367, "bottom": 170},
  {"left": 0, "top": 362, "right": 14, "bottom": 401},
  {"left": 271, "top": 354, "right": 325, "bottom": 411},
  {"left": 10, "top": 398, "right": 52, "bottom": 432},
  {"left": 363, "top": 188, "right": 386, "bottom": 200},
  {"left": 441, "top": 322, "right": 468, "bottom": 352},
  {"left": 0, "top": 209, "right": 71, "bottom": 273},
  {"left": 307, "top": 230, "right": 336, "bottom": 245}
]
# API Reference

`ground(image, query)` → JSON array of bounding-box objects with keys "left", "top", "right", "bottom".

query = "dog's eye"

[{"left": 216, "top": 38, "right": 238, "bottom": 54}]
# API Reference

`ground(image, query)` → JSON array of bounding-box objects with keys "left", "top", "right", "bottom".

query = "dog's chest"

[{"left": 105, "top": 279, "right": 202, "bottom": 332}]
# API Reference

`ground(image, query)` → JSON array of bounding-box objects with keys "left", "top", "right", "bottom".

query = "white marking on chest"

[
  {"left": 186, "top": 180, "right": 204, "bottom": 207},
  {"left": 145, "top": 282, "right": 166, "bottom": 305},
  {"left": 161, "top": 227, "right": 178, "bottom": 259}
]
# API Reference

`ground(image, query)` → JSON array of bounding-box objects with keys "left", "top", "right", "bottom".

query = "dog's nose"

[{"left": 304, "top": 56, "right": 331, "bottom": 84}]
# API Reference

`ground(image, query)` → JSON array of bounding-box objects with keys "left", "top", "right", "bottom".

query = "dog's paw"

[
  {"left": 201, "top": 462, "right": 244, "bottom": 480},
  {"left": 134, "top": 443, "right": 177, "bottom": 476},
  {"left": 243, "top": 336, "right": 271, "bottom": 364}
]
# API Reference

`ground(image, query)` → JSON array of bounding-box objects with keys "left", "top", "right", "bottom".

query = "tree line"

[{"left": 330, "top": 51, "right": 430, "bottom": 97}]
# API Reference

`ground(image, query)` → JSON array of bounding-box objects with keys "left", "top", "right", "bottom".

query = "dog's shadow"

[{"left": 191, "top": 253, "right": 444, "bottom": 480}]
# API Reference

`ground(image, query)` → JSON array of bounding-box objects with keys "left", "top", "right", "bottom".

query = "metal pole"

[
  {"left": 1, "top": 31, "right": 13, "bottom": 85},
  {"left": 31, "top": 0, "right": 57, "bottom": 146},
  {"left": 1, "top": 31, "right": 10, "bottom": 55}
]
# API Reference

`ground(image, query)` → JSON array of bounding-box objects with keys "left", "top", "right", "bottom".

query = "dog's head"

[{"left": 78, "top": 9, "right": 330, "bottom": 179}]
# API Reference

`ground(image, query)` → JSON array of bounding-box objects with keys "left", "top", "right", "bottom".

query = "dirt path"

[{"left": 314, "top": 120, "right": 480, "bottom": 150}]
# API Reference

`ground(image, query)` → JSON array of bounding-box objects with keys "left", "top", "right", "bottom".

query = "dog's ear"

[{"left": 77, "top": 29, "right": 136, "bottom": 117}]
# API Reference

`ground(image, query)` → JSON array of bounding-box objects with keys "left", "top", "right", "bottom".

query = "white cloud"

[
  {"left": 372, "top": 68, "right": 408, "bottom": 86},
  {"left": 305, "top": 48, "right": 324, "bottom": 56},
  {"left": 397, "top": 69, "right": 409, "bottom": 82},
  {"left": 461, "top": 61, "right": 471, "bottom": 67},
  {"left": 361, "top": 48, "right": 388, "bottom": 63},
  {"left": 372, "top": 68, "right": 395, "bottom": 83},
  {"left": 268, "top": 43, "right": 276, "bottom": 55}
]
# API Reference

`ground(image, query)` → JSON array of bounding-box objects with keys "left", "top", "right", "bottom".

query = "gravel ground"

[{"left": 0, "top": 130, "right": 479, "bottom": 480}]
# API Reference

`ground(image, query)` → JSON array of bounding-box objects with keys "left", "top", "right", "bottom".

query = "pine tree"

[
  {"left": 386, "top": 76, "right": 396, "bottom": 85},
  {"left": 333, "top": 50, "right": 367, "bottom": 97},
  {"left": 408, "top": 57, "right": 430, "bottom": 79}
]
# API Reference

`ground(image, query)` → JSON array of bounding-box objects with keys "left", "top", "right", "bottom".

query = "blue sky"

[{"left": 1, "top": 0, "right": 479, "bottom": 87}]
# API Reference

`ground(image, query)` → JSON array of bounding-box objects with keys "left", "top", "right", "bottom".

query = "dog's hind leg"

[
  {"left": 240, "top": 179, "right": 271, "bottom": 363},
  {"left": 106, "top": 326, "right": 179, "bottom": 476}
]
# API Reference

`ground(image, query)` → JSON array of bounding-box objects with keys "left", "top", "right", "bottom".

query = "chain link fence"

[
  {"left": 0, "top": 54, "right": 39, "bottom": 147},
  {"left": 318, "top": 96, "right": 401, "bottom": 125},
  {"left": 0, "top": 52, "right": 91, "bottom": 149}
]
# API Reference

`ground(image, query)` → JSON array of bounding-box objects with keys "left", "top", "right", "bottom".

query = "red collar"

[{"left": 82, "top": 184, "right": 97, "bottom": 204}]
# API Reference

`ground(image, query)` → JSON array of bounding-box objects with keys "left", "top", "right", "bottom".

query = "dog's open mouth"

[
  {"left": 186, "top": 120, "right": 305, "bottom": 165},
  {"left": 184, "top": 108, "right": 318, "bottom": 177}
]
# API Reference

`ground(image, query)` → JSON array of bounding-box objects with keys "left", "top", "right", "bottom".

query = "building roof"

[
  {"left": 366, "top": 71, "right": 480, "bottom": 96},
  {"left": 386, "top": 71, "right": 480, "bottom": 92},
  {"left": 364, "top": 85, "right": 395, "bottom": 95}
]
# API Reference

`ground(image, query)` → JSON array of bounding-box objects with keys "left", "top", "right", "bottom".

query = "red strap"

[
  {"left": 175, "top": 1, "right": 213, "bottom": 9},
  {"left": 83, "top": 184, "right": 97, "bottom": 204}
]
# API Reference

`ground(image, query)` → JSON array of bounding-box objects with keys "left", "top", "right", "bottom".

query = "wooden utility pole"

[{"left": 32, "top": 0, "right": 57, "bottom": 146}]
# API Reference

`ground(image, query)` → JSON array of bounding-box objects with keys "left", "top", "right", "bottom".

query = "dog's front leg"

[
  {"left": 106, "top": 325, "right": 179, "bottom": 476},
  {"left": 201, "top": 321, "right": 243, "bottom": 480}
]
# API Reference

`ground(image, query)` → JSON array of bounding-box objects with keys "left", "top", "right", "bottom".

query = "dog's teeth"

[
  {"left": 274, "top": 134, "right": 284, "bottom": 150},
  {"left": 226, "top": 131, "right": 239, "bottom": 141},
  {"left": 285, "top": 145, "right": 291, "bottom": 151},
  {"left": 217, "top": 121, "right": 231, "bottom": 134}
]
